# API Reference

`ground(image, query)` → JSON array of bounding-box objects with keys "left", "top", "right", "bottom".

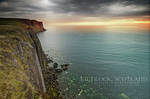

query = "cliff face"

[{"left": 0, "top": 18, "right": 59, "bottom": 99}]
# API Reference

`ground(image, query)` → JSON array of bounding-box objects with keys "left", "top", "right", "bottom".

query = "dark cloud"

[
  {"left": 51, "top": 0, "right": 150, "bottom": 16},
  {"left": 0, "top": 0, "right": 149, "bottom": 18},
  {"left": 0, "top": 0, "right": 6, "bottom": 2}
]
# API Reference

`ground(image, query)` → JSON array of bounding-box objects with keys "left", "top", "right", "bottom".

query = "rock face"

[
  {"left": 0, "top": 18, "right": 60, "bottom": 99},
  {"left": 23, "top": 19, "right": 46, "bottom": 32}
]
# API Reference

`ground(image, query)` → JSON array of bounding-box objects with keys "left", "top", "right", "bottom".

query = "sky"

[{"left": 0, "top": 0, "right": 150, "bottom": 30}]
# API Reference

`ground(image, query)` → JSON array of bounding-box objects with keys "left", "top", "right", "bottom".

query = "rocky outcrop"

[
  {"left": 0, "top": 18, "right": 46, "bottom": 33},
  {"left": 0, "top": 18, "right": 60, "bottom": 99},
  {"left": 23, "top": 19, "right": 46, "bottom": 32}
]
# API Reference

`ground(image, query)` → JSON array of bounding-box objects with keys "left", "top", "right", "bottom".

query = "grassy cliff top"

[{"left": 0, "top": 18, "right": 46, "bottom": 33}]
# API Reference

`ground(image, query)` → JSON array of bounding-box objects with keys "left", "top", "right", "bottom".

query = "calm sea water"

[{"left": 38, "top": 28, "right": 150, "bottom": 99}]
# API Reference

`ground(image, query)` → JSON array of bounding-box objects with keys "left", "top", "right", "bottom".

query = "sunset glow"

[
  {"left": 133, "top": 21, "right": 150, "bottom": 24},
  {"left": 47, "top": 19, "right": 150, "bottom": 31},
  {"left": 52, "top": 20, "right": 150, "bottom": 26}
]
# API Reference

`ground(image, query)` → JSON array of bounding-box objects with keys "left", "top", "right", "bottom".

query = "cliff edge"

[{"left": 0, "top": 18, "right": 60, "bottom": 99}]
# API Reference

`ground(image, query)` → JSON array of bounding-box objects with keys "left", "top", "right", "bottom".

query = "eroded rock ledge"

[{"left": 0, "top": 18, "right": 61, "bottom": 99}]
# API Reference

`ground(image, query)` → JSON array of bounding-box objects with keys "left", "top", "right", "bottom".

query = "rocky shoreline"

[
  {"left": 41, "top": 53, "right": 70, "bottom": 99},
  {"left": 0, "top": 18, "right": 67, "bottom": 99}
]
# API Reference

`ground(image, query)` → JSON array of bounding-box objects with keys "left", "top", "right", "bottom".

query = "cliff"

[{"left": 0, "top": 18, "right": 61, "bottom": 99}]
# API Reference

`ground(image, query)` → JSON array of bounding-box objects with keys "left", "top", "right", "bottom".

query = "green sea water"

[{"left": 38, "top": 29, "right": 150, "bottom": 99}]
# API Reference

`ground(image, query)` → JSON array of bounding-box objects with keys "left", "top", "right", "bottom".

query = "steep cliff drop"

[{"left": 0, "top": 18, "right": 61, "bottom": 99}]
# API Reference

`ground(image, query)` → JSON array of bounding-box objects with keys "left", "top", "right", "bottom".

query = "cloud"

[
  {"left": 0, "top": 1, "right": 8, "bottom": 7},
  {"left": 0, "top": 0, "right": 149, "bottom": 18},
  {"left": 103, "top": 3, "right": 149, "bottom": 16},
  {"left": 50, "top": 0, "right": 149, "bottom": 16}
]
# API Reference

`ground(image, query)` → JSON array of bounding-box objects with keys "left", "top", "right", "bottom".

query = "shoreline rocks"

[{"left": 61, "top": 64, "right": 70, "bottom": 71}]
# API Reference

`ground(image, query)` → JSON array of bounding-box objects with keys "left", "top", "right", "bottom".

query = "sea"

[{"left": 38, "top": 28, "right": 150, "bottom": 99}]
